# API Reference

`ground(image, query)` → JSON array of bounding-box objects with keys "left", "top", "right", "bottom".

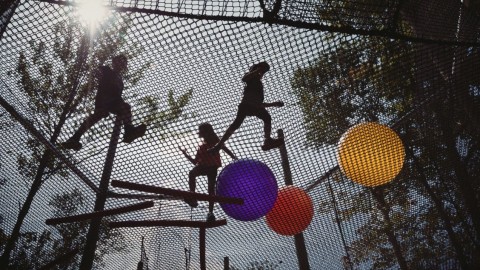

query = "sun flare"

[{"left": 77, "top": 0, "right": 108, "bottom": 31}]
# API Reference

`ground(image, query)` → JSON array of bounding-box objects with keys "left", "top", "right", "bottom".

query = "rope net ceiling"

[{"left": 0, "top": 0, "right": 479, "bottom": 269}]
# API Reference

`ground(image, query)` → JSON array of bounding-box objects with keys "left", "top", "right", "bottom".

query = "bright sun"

[{"left": 77, "top": 0, "right": 108, "bottom": 31}]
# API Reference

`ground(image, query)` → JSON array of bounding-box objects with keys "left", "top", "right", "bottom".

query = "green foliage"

[
  {"left": 291, "top": 35, "right": 415, "bottom": 147},
  {"left": 10, "top": 14, "right": 142, "bottom": 178},
  {"left": 138, "top": 89, "right": 193, "bottom": 127},
  {"left": 230, "top": 259, "right": 282, "bottom": 270},
  {"left": 1, "top": 12, "right": 152, "bottom": 268},
  {"left": 3, "top": 189, "right": 126, "bottom": 269},
  {"left": 246, "top": 260, "right": 282, "bottom": 270},
  {"left": 291, "top": 29, "right": 479, "bottom": 268},
  {"left": 315, "top": 0, "right": 393, "bottom": 29}
]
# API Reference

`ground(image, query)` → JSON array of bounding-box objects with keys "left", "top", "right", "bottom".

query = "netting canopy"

[{"left": 1, "top": 0, "right": 480, "bottom": 269}]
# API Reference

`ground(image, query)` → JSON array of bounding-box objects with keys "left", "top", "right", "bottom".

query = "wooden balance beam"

[
  {"left": 111, "top": 180, "right": 243, "bottom": 205},
  {"left": 45, "top": 201, "right": 154, "bottom": 225},
  {"left": 108, "top": 219, "right": 227, "bottom": 229}
]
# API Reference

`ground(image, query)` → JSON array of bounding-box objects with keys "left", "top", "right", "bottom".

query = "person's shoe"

[
  {"left": 61, "top": 138, "right": 82, "bottom": 151},
  {"left": 184, "top": 198, "right": 198, "bottom": 208},
  {"left": 207, "top": 143, "right": 222, "bottom": 153},
  {"left": 261, "top": 137, "right": 284, "bottom": 151},
  {"left": 123, "top": 124, "right": 147, "bottom": 143},
  {"left": 206, "top": 212, "right": 216, "bottom": 222}
]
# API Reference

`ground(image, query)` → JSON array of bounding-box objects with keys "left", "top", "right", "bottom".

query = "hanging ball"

[
  {"left": 266, "top": 186, "right": 314, "bottom": 236},
  {"left": 216, "top": 159, "right": 278, "bottom": 221},
  {"left": 337, "top": 122, "right": 405, "bottom": 187}
]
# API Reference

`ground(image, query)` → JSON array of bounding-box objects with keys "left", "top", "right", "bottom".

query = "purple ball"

[{"left": 216, "top": 159, "right": 278, "bottom": 221}]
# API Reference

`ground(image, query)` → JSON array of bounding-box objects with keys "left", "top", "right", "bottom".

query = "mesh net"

[{"left": 0, "top": 0, "right": 480, "bottom": 269}]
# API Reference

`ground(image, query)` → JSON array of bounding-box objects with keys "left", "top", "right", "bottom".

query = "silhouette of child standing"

[
  {"left": 62, "top": 55, "right": 146, "bottom": 150},
  {"left": 208, "top": 61, "right": 284, "bottom": 153},
  {"left": 179, "top": 123, "right": 236, "bottom": 222}
]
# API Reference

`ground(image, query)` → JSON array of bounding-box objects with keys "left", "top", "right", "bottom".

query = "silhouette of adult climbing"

[
  {"left": 208, "top": 61, "right": 284, "bottom": 153},
  {"left": 179, "top": 123, "right": 236, "bottom": 222},
  {"left": 62, "top": 54, "right": 146, "bottom": 151}
]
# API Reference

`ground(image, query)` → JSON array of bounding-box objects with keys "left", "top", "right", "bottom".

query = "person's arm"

[
  {"left": 221, "top": 145, "right": 237, "bottom": 160},
  {"left": 242, "top": 66, "right": 263, "bottom": 82},
  {"left": 179, "top": 147, "right": 196, "bottom": 165}
]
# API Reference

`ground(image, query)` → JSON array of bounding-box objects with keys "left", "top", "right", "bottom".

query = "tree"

[
  {"left": 291, "top": 27, "right": 479, "bottom": 268},
  {"left": 245, "top": 260, "right": 282, "bottom": 270},
  {"left": 0, "top": 11, "right": 192, "bottom": 268},
  {"left": 0, "top": 188, "right": 126, "bottom": 269},
  {"left": 229, "top": 259, "right": 282, "bottom": 270}
]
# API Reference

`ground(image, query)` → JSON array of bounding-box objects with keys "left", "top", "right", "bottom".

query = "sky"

[{"left": 0, "top": 1, "right": 356, "bottom": 269}]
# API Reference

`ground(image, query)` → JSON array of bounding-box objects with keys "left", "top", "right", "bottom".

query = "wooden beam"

[
  {"left": 108, "top": 219, "right": 227, "bottom": 229},
  {"left": 111, "top": 180, "right": 243, "bottom": 205},
  {"left": 46, "top": 201, "right": 154, "bottom": 225},
  {"left": 200, "top": 228, "right": 206, "bottom": 270}
]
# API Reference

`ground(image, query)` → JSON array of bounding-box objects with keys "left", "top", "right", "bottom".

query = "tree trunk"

[
  {"left": 371, "top": 188, "right": 409, "bottom": 270},
  {"left": 435, "top": 107, "right": 480, "bottom": 241},
  {"left": 0, "top": 150, "right": 51, "bottom": 269},
  {"left": 0, "top": 40, "right": 89, "bottom": 268},
  {"left": 407, "top": 145, "right": 470, "bottom": 269}
]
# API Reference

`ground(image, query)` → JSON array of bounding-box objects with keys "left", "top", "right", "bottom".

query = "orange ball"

[
  {"left": 337, "top": 122, "right": 405, "bottom": 187},
  {"left": 266, "top": 186, "right": 314, "bottom": 236}
]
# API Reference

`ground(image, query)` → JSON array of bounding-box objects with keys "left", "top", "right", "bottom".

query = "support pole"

[
  {"left": 200, "top": 228, "right": 206, "bottom": 270},
  {"left": 79, "top": 117, "right": 122, "bottom": 270},
  {"left": 223, "top": 256, "right": 229, "bottom": 270},
  {"left": 277, "top": 129, "right": 310, "bottom": 270}
]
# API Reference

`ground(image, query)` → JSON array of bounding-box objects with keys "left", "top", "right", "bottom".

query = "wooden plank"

[
  {"left": 108, "top": 219, "right": 227, "bottom": 229},
  {"left": 111, "top": 180, "right": 243, "bottom": 205},
  {"left": 45, "top": 201, "right": 154, "bottom": 225}
]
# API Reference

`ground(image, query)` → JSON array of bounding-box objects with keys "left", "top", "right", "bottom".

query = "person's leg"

[
  {"left": 188, "top": 165, "right": 203, "bottom": 192},
  {"left": 209, "top": 105, "right": 247, "bottom": 152},
  {"left": 62, "top": 109, "right": 108, "bottom": 150},
  {"left": 114, "top": 100, "right": 132, "bottom": 126},
  {"left": 206, "top": 168, "right": 218, "bottom": 213},
  {"left": 255, "top": 108, "right": 284, "bottom": 150},
  {"left": 255, "top": 108, "right": 272, "bottom": 139},
  {"left": 206, "top": 167, "right": 218, "bottom": 222},
  {"left": 112, "top": 100, "right": 147, "bottom": 143},
  {"left": 185, "top": 165, "right": 206, "bottom": 208}
]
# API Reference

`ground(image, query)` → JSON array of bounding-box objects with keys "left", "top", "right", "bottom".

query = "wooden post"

[
  {"left": 223, "top": 256, "right": 229, "bottom": 270},
  {"left": 200, "top": 228, "right": 206, "bottom": 270},
  {"left": 79, "top": 117, "right": 122, "bottom": 270},
  {"left": 277, "top": 129, "right": 311, "bottom": 270}
]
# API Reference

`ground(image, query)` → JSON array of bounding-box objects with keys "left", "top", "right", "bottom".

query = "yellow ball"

[{"left": 337, "top": 122, "right": 405, "bottom": 187}]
